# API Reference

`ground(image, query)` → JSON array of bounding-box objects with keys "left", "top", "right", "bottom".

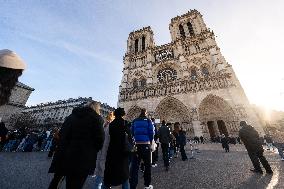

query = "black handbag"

[{"left": 123, "top": 121, "right": 136, "bottom": 153}]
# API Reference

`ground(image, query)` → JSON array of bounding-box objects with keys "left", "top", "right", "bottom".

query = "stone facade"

[
  {"left": 118, "top": 10, "right": 264, "bottom": 138},
  {"left": 0, "top": 82, "right": 34, "bottom": 123},
  {"left": 21, "top": 97, "right": 115, "bottom": 126}
]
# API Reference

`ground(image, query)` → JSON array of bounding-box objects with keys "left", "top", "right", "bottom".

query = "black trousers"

[
  {"left": 161, "top": 143, "right": 169, "bottom": 167},
  {"left": 48, "top": 173, "right": 88, "bottom": 189},
  {"left": 180, "top": 145, "right": 188, "bottom": 160},
  {"left": 48, "top": 173, "right": 64, "bottom": 189},
  {"left": 248, "top": 150, "right": 272, "bottom": 172},
  {"left": 130, "top": 144, "right": 152, "bottom": 188}
]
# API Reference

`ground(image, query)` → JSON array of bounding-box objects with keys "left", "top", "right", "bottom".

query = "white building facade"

[
  {"left": 0, "top": 82, "right": 34, "bottom": 123},
  {"left": 118, "top": 10, "right": 264, "bottom": 138},
  {"left": 22, "top": 97, "right": 114, "bottom": 126}
]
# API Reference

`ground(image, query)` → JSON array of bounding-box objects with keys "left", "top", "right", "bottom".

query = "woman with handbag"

[
  {"left": 103, "top": 108, "right": 131, "bottom": 189},
  {"left": 93, "top": 112, "right": 114, "bottom": 189}
]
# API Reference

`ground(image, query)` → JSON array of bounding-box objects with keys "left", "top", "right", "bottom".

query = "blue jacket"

[{"left": 132, "top": 117, "right": 154, "bottom": 143}]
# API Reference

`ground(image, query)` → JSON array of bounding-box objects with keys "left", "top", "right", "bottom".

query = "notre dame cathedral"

[{"left": 118, "top": 10, "right": 264, "bottom": 138}]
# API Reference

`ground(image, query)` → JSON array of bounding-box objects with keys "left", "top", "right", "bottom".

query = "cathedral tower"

[{"left": 118, "top": 10, "right": 264, "bottom": 137}]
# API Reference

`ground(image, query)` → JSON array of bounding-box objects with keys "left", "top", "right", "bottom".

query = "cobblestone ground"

[{"left": 0, "top": 144, "right": 283, "bottom": 189}]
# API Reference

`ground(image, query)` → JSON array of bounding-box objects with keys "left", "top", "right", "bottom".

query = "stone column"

[
  {"left": 213, "top": 121, "right": 220, "bottom": 136},
  {"left": 192, "top": 120, "right": 203, "bottom": 137}
]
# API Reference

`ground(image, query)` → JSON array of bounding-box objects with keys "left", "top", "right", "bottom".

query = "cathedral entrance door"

[
  {"left": 155, "top": 97, "right": 192, "bottom": 134},
  {"left": 207, "top": 121, "right": 216, "bottom": 138},
  {"left": 217, "top": 120, "right": 228, "bottom": 137}
]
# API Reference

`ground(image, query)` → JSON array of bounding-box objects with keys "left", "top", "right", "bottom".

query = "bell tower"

[
  {"left": 126, "top": 26, "right": 155, "bottom": 54},
  {"left": 169, "top": 10, "right": 207, "bottom": 41},
  {"left": 119, "top": 27, "right": 155, "bottom": 101}
]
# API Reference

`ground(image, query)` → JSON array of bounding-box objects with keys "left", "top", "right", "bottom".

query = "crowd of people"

[
  {"left": 0, "top": 121, "right": 60, "bottom": 154},
  {"left": 46, "top": 102, "right": 204, "bottom": 189}
]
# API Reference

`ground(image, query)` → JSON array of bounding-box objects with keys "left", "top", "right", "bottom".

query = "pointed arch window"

[
  {"left": 134, "top": 39, "right": 139, "bottom": 53},
  {"left": 179, "top": 24, "right": 186, "bottom": 38},
  {"left": 133, "top": 79, "right": 138, "bottom": 88},
  {"left": 142, "top": 36, "right": 146, "bottom": 51},
  {"left": 187, "top": 22, "right": 195, "bottom": 36},
  {"left": 201, "top": 66, "right": 209, "bottom": 77},
  {"left": 191, "top": 68, "right": 198, "bottom": 80}
]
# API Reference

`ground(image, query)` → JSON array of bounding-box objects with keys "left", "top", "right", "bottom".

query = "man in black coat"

[
  {"left": 158, "top": 120, "right": 172, "bottom": 171},
  {"left": 0, "top": 120, "right": 8, "bottom": 151},
  {"left": 48, "top": 101, "right": 104, "bottom": 189},
  {"left": 239, "top": 121, "right": 273, "bottom": 174}
]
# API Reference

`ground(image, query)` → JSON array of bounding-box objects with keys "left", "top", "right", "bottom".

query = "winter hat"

[{"left": 0, "top": 49, "right": 26, "bottom": 70}]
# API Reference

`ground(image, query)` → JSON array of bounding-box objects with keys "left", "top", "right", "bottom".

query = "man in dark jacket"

[
  {"left": 130, "top": 108, "right": 154, "bottom": 189},
  {"left": 0, "top": 120, "right": 8, "bottom": 151},
  {"left": 48, "top": 101, "right": 104, "bottom": 189},
  {"left": 239, "top": 121, "right": 273, "bottom": 174},
  {"left": 179, "top": 127, "right": 188, "bottom": 161},
  {"left": 158, "top": 120, "right": 172, "bottom": 171}
]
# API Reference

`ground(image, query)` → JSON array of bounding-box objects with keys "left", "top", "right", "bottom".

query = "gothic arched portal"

[
  {"left": 155, "top": 96, "right": 193, "bottom": 134},
  {"left": 198, "top": 94, "right": 239, "bottom": 137},
  {"left": 125, "top": 105, "right": 142, "bottom": 121}
]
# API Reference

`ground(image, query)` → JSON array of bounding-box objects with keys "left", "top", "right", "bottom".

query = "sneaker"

[
  {"left": 281, "top": 158, "right": 284, "bottom": 161},
  {"left": 250, "top": 169, "right": 263, "bottom": 174},
  {"left": 144, "top": 185, "right": 153, "bottom": 189},
  {"left": 151, "top": 164, "right": 157, "bottom": 167}
]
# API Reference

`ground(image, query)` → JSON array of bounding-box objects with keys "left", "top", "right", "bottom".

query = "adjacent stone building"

[
  {"left": 0, "top": 82, "right": 34, "bottom": 123},
  {"left": 118, "top": 10, "right": 264, "bottom": 138},
  {"left": 21, "top": 97, "right": 114, "bottom": 127}
]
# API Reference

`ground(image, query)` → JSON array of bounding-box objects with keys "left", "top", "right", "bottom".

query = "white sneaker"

[
  {"left": 144, "top": 185, "right": 153, "bottom": 189},
  {"left": 151, "top": 164, "right": 157, "bottom": 167},
  {"left": 281, "top": 158, "right": 284, "bottom": 161}
]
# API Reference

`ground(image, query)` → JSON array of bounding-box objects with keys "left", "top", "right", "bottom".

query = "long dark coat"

[
  {"left": 221, "top": 137, "right": 229, "bottom": 149},
  {"left": 48, "top": 107, "right": 104, "bottom": 175},
  {"left": 104, "top": 117, "right": 131, "bottom": 186},
  {"left": 239, "top": 125, "right": 263, "bottom": 152}
]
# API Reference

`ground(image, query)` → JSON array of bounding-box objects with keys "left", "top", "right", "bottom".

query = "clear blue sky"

[{"left": 0, "top": 0, "right": 283, "bottom": 110}]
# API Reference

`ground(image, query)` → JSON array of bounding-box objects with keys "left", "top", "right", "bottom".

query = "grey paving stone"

[{"left": 0, "top": 144, "right": 283, "bottom": 189}]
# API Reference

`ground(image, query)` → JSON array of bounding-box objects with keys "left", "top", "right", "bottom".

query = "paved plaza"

[{"left": 0, "top": 144, "right": 283, "bottom": 189}]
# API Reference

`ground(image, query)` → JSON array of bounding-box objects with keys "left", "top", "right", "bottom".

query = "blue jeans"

[
  {"left": 94, "top": 175, "right": 103, "bottom": 189},
  {"left": 44, "top": 140, "right": 52, "bottom": 151}
]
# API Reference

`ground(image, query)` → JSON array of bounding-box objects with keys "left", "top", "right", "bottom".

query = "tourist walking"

[
  {"left": 172, "top": 122, "right": 180, "bottom": 158},
  {"left": 0, "top": 119, "right": 8, "bottom": 151},
  {"left": 104, "top": 108, "right": 131, "bottom": 189},
  {"left": 239, "top": 121, "right": 273, "bottom": 174},
  {"left": 158, "top": 120, "right": 172, "bottom": 171},
  {"left": 48, "top": 101, "right": 104, "bottom": 189},
  {"left": 264, "top": 135, "right": 274, "bottom": 151},
  {"left": 151, "top": 118, "right": 159, "bottom": 167},
  {"left": 271, "top": 129, "right": 284, "bottom": 161},
  {"left": 221, "top": 134, "right": 230, "bottom": 152},
  {"left": 129, "top": 108, "right": 154, "bottom": 189},
  {"left": 93, "top": 112, "right": 114, "bottom": 189},
  {"left": 47, "top": 128, "right": 60, "bottom": 157},
  {"left": 200, "top": 136, "right": 204, "bottom": 144},
  {"left": 177, "top": 126, "right": 188, "bottom": 161}
]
